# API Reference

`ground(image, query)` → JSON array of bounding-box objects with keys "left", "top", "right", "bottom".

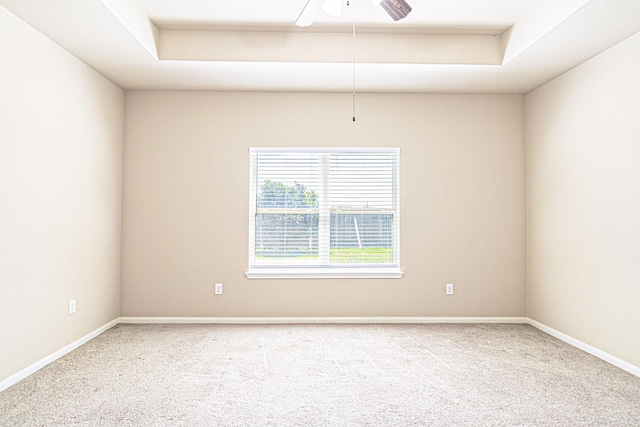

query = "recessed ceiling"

[
  {"left": 1, "top": 0, "right": 639, "bottom": 93},
  {"left": 139, "top": 0, "right": 534, "bottom": 29}
]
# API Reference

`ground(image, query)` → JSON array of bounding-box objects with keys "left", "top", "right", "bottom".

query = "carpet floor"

[{"left": 1, "top": 323, "right": 639, "bottom": 426}]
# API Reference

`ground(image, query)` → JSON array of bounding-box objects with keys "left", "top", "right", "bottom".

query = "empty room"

[{"left": 1, "top": 0, "right": 639, "bottom": 425}]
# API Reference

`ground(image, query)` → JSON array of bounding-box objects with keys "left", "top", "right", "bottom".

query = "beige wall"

[
  {"left": 121, "top": 91, "right": 526, "bottom": 318},
  {"left": 0, "top": 6, "right": 124, "bottom": 383},
  {"left": 526, "top": 32, "right": 640, "bottom": 367}
]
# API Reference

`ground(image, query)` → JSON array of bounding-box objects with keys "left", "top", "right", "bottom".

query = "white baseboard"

[
  {"left": 3, "top": 316, "right": 637, "bottom": 392},
  {"left": 118, "top": 316, "right": 529, "bottom": 324},
  {"left": 527, "top": 318, "right": 640, "bottom": 378},
  {"left": 0, "top": 318, "right": 119, "bottom": 393}
]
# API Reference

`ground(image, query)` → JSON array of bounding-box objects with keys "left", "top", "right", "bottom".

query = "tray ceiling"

[{"left": 1, "top": 0, "right": 639, "bottom": 93}]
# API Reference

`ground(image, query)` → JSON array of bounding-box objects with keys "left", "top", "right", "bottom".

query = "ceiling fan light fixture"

[
  {"left": 321, "top": 0, "right": 343, "bottom": 17},
  {"left": 379, "top": 0, "right": 412, "bottom": 21}
]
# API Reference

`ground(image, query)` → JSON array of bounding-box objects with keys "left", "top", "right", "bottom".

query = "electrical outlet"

[
  {"left": 68, "top": 299, "right": 76, "bottom": 315},
  {"left": 445, "top": 283, "right": 454, "bottom": 295},
  {"left": 215, "top": 283, "right": 223, "bottom": 295}
]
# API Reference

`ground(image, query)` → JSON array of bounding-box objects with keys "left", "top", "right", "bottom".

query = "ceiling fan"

[{"left": 296, "top": 0, "right": 412, "bottom": 27}]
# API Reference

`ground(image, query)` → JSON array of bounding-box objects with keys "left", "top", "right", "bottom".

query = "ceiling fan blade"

[
  {"left": 379, "top": 0, "right": 412, "bottom": 21},
  {"left": 296, "top": 0, "right": 324, "bottom": 27}
]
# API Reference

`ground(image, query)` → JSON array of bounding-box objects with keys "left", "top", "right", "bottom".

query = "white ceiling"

[{"left": 2, "top": 0, "right": 640, "bottom": 93}]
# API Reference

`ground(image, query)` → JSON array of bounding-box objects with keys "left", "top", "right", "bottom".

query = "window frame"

[{"left": 246, "top": 147, "right": 403, "bottom": 279}]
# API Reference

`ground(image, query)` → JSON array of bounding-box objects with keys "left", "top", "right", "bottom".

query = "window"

[{"left": 246, "top": 147, "right": 402, "bottom": 278}]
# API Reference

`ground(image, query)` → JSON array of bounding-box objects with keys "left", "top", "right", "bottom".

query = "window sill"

[{"left": 245, "top": 269, "right": 404, "bottom": 279}]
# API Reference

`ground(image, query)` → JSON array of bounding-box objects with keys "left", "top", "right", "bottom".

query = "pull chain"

[{"left": 349, "top": 0, "right": 356, "bottom": 122}]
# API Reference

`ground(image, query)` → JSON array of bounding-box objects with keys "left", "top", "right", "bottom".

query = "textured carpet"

[{"left": 1, "top": 323, "right": 639, "bottom": 426}]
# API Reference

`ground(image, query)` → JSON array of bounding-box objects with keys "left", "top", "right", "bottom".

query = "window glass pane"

[
  {"left": 255, "top": 213, "right": 319, "bottom": 263},
  {"left": 258, "top": 181, "right": 318, "bottom": 209},
  {"left": 329, "top": 153, "right": 396, "bottom": 209},
  {"left": 330, "top": 213, "right": 394, "bottom": 264},
  {"left": 255, "top": 153, "right": 319, "bottom": 204}
]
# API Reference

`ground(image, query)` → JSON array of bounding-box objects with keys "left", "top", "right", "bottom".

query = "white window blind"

[{"left": 248, "top": 148, "right": 400, "bottom": 277}]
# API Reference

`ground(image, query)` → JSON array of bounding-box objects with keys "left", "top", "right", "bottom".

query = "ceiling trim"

[
  {"left": 159, "top": 29, "right": 505, "bottom": 65},
  {"left": 100, "top": 0, "right": 159, "bottom": 60}
]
